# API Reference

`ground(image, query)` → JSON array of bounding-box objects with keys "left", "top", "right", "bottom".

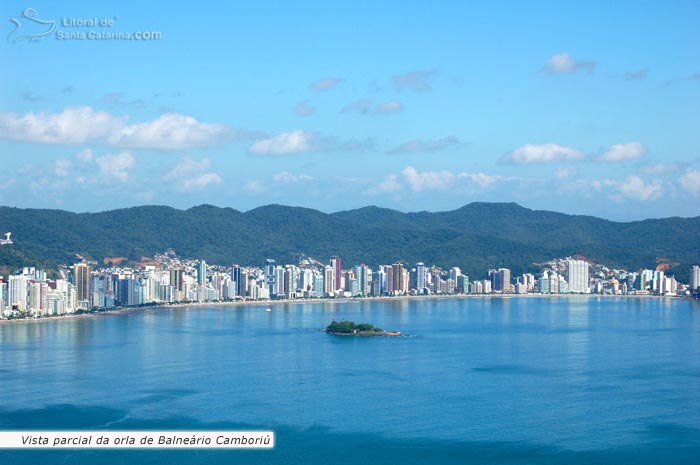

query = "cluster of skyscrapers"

[{"left": 1, "top": 255, "right": 699, "bottom": 319}]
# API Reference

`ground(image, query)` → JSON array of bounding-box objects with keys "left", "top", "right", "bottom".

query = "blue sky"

[{"left": 1, "top": 0, "right": 699, "bottom": 219}]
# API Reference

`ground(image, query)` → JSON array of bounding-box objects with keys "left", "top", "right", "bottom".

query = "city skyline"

[
  {"left": 2, "top": 248, "right": 698, "bottom": 319},
  {"left": 1, "top": 1, "right": 699, "bottom": 221}
]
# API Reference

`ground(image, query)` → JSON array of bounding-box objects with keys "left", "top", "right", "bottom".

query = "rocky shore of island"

[{"left": 324, "top": 320, "right": 403, "bottom": 337}]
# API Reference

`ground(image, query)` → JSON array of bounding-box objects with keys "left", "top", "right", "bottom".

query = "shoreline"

[
  {"left": 326, "top": 330, "right": 403, "bottom": 337},
  {"left": 0, "top": 292, "right": 693, "bottom": 325}
]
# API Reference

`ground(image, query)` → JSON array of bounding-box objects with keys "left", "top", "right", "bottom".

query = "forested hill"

[{"left": 1, "top": 202, "right": 698, "bottom": 277}]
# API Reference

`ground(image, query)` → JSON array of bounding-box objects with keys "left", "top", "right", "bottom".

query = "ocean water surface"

[{"left": 1, "top": 296, "right": 699, "bottom": 464}]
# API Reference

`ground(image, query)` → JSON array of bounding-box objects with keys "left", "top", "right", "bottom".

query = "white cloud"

[
  {"left": 294, "top": 100, "right": 315, "bottom": 116},
  {"left": 249, "top": 131, "right": 373, "bottom": 156},
  {"left": 457, "top": 172, "right": 508, "bottom": 189},
  {"left": 679, "top": 169, "right": 700, "bottom": 196},
  {"left": 183, "top": 172, "right": 222, "bottom": 191},
  {"left": 16, "top": 164, "right": 35, "bottom": 174},
  {"left": 163, "top": 156, "right": 209, "bottom": 180},
  {"left": 389, "top": 136, "right": 462, "bottom": 154},
  {"left": 555, "top": 167, "right": 577, "bottom": 179},
  {"left": 163, "top": 156, "right": 221, "bottom": 191},
  {"left": 0, "top": 107, "right": 243, "bottom": 150},
  {"left": 560, "top": 178, "right": 616, "bottom": 200},
  {"left": 563, "top": 177, "right": 669, "bottom": 203},
  {"left": 543, "top": 52, "right": 596, "bottom": 74},
  {"left": 379, "top": 167, "right": 515, "bottom": 193},
  {"left": 376, "top": 100, "right": 403, "bottom": 114},
  {"left": 366, "top": 174, "right": 402, "bottom": 195},
  {"left": 340, "top": 99, "right": 403, "bottom": 115},
  {"left": 249, "top": 130, "right": 314, "bottom": 155},
  {"left": 272, "top": 171, "right": 315, "bottom": 183},
  {"left": 0, "top": 106, "right": 122, "bottom": 144},
  {"left": 51, "top": 148, "right": 97, "bottom": 178},
  {"left": 640, "top": 163, "right": 681, "bottom": 174},
  {"left": 95, "top": 151, "right": 135, "bottom": 183},
  {"left": 75, "top": 148, "right": 93, "bottom": 163},
  {"left": 0, "top": 179, "right": 16, "bottom": 190},
  {"left": 503, "top": 143, "right": 585, "bottom": 164},
  {"left": 53, "top": 159, "right": 71, "bottom": 177},
  {"left": 340, "top": 99, "right": 374, "bottom": 115},
  {"left": 29, "top": 177, "right": 70, "bottom": 193},
  {"left": 392, "top": 69, "right": 437, "bottom": 92},
  {"left": 599, "top": 142, "right": 647, "bottom": 162},
  {"left": 617, "top": 175, "right": 662, "bottom": 201},
  {"left": 245, "top": 180, "right": 267, "bottom": 193},
  {"left": 309, "top": 77, "right": 343, "bottom": 91},
  {"left": 402, "top": 166, "right": 456, "bottom": 191},
  {"left": 109, "top": 113, "right": 231, "bottom": 150}
]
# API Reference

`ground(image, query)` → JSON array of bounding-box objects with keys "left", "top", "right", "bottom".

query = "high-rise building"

[
  {"left": 265, "top": 259, "right": 276, "bottom": 296},
  {"left": 458, "top": 275, "right": 470, "bottom": 294},
  {"left": 498, "top": 268, "right": 511, "bottom": 292},
  {"left": 362, "top": 265, "right": 372, "bottom": 296},
  {"left": 489, "top": 268, "right": 511, "bottom": 292},
  {"left": 539, "top": 271, "right": 550, "bottom": 294},
  {"left": 231, "top": 265, "right": 242, "bottom": 297},
  {"left": 391, "top": 263, "right": 404, "bottom": 293},
  {"left": 567, "top": 259, "right": 589, "bottom": 293},
  {"left": 0, "top": 279, "right": 7, "bottom": 309},
  {"left": 324, "top": 266, "right": 335, "bottom": 296},
  {"left": 639, "top": 269, "right": 654, "bottom": 291},
  {"left": 653, "top": 270, "right": 665, "bottom": 293},
  {"left": 74, "top": 263, "right": 91, "bottom": 305},
  {"left": 8, "top": 275, "right": 29, "bottom": 310},
  {"left": 197, "top": 260, "right": 208, "bottom": 285},
  {"left": 274, "top": 266, "right": 285, "bottom": 297},
  {"left": 330, "top": 256, "right": 342, "bottom": 291},
  {"left": 29, "top": 281, "right": 50, "bottom": 312},
  {"left": 118, "top": 278, "right": 137, "bottom": 306},
  {"left": 371, "top": 270, "right": 382, "bottom": 296},
  {"left": 211, "top": 272, "right": 223, "bottom": 300},
  {"left": 284, "top": 265, "right": 297, "bottom": 298},
  {"left": 169, "top": 268, "right": 184, "bottom": 292},
  {"left": 549, "top": 271, "right": 560, "bottom": 294},
  {"left": 383, "top": 265, "right": 393, "bottom": 294},
  {"left": 690, "top": 265, "right": 700, "bottom": 292},
  {"left": 487, "top": 269, "right": 498, "bottom": 290},
  {"left": 300, "top": 269, "right": 314, "bottom": 293},
  {"left": 353, "top": 266, "right": 363, "bottom": 295},
  {"left": 449, "top": 267, "right": 461, "bottom": 284},
  {"left": 312, "top": 271, "right": 324, "bottom": 297}
]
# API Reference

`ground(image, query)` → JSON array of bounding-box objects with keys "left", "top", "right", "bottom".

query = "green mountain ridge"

[{"left": 0, "top": 202, "right": 698, "bottom": 278}]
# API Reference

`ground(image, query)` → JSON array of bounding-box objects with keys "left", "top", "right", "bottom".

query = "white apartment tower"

[
  {"left": 567, "top": 259, "right": 589, "bottom": 293},
  {"left": 690, "top": 265, "right": 700, "bottom": 292}
]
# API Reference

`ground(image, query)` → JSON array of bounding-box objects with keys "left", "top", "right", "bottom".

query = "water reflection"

[{"left": 1, "top": 297, "right": 699, "bottom": 451}]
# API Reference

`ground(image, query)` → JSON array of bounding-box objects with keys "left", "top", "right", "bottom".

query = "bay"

[{"left": 1, "top": 296, "right": 699, "bottom": 464}]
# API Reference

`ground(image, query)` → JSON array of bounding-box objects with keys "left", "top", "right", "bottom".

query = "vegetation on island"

[
  {"left": 1, "top": 202, "right": 700, "bottom": 277},
  {"left": 326, "top": 320, "right": 384, "bottom": 334}
]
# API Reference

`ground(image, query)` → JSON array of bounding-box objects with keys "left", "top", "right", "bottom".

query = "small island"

[{"left": 325, "top": 320, "right": 402, "bottom": 337}]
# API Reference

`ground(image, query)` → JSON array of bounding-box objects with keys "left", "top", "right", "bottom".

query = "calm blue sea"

[{"left": 1, "top": 296, "right": 700, "bottom": 464}]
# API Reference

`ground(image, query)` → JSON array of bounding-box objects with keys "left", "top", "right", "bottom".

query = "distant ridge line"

[{"left": 0, "top": 202, "right": 698, "bottom": 276}]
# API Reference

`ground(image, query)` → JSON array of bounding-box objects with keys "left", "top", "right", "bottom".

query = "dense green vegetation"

[
  {"left": 0, "top": 202, "right": 698, "bottom": 277},
  {"left": 326, "top": 320, "right": 383, "bottom": 334}
]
